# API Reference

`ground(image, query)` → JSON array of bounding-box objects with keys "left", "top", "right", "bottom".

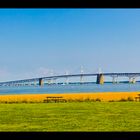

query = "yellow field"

[{"left": 0, "top": 91, "right": 140, "bottom": 103}]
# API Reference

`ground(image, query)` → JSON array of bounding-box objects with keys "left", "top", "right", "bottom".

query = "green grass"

[{"left": 0, "top": 102, "right": 140, "bottom": 131}]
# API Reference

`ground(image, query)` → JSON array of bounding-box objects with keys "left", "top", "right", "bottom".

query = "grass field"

[{"left": 0, "top": 102, "right": 140, "bottom": 131}]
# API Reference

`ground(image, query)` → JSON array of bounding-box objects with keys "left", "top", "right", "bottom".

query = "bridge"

[{"left": 0, "top": 72, "right": 140, "bottom": 87}]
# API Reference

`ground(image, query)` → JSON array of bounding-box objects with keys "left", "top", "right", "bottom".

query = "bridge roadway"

[{"left": 0, "top": 73, "right": 140, "bottom": 86}]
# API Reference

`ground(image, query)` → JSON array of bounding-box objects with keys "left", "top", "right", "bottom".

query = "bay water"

[{"left": 0, "top": 83, "right": 140, "bottom": 95}]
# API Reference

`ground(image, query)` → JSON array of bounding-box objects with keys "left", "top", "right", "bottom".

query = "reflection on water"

[{"left": 0, "top": 83, "right": 140, "bottom": 95}]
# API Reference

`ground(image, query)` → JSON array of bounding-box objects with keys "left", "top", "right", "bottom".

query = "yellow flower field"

[{"left": 0, "top": 91, "right": 140, "bottom": 103}]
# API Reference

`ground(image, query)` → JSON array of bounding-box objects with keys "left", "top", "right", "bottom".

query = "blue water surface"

[{"left": 0, "top": 83, "right": 140, "bottom": 95}]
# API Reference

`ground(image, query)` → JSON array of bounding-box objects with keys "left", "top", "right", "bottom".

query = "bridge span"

[{"left": 0, "top": 72, "right": 140, "bottom": 86}]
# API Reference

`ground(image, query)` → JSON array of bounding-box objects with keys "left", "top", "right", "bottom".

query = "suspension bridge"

[{"left": 0, "top": 67, "right": 140, "bottom": 86}]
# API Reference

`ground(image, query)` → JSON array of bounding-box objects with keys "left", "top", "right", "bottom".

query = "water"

[{"left": 0, "top": 83, "right": 140, "bottom": 95}]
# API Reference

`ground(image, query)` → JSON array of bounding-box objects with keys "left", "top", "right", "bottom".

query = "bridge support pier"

[
  {"left": 65, "top": 77, "right": 69, "bottom": 84},
  {"left": 129, "top": 77, "right": 136, "bottom": 84},
  {"left": 47, "top": 79, "right": 53, "bottom": 85},
  {"left": 132, "top": 78, "right": 136, "bottom": 84},
  {"left": 47, "top": 79, "right": 51, "bottom": 85},
  {"left": 96, "top": 74, "right": 104, "bottom": 84},
  {"left": 39, "top": 78, "right": 44, "bottom": 86},
  {"left": 51, "top": 79, "right": 54, "bottom": 84},
  {"left": 28, "top": 82, "right": 31, "bottom": 86},
  {"left": 34, "top": 80, "right": 37, "bottom": 86},
  {"left": 54, "top": 79, "right": 57, "bottom": 84},
  {"left": 80, "top": 75, "right": 84, "bottom": 84},
  {"left": 112, "top": 76, "right": 118, "bottom": 84}
]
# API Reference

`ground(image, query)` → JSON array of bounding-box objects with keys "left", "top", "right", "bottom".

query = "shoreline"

[{"left": 0, "top": 91, "right": 140, "bottom": 102}]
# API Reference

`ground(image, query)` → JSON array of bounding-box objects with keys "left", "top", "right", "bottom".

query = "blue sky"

[{"left": 0, "top": 9, "right": 140, "bottom": 82}]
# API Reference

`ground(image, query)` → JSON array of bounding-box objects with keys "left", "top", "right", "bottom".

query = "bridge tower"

[
  {"left": 96, "top": 68, "right": 104, "bottom": 84},
  {"left": 39, "top": 78, "right": 44, "bottom": 86}
]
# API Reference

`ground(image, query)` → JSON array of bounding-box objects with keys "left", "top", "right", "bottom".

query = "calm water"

[{"left": 0, "top": 83, "right": 140, "bottom": 95}]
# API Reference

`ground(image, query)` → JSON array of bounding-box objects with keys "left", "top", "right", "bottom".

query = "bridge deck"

[{"left": 0, "top": 73, "right": 140, "bottom": 84}]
